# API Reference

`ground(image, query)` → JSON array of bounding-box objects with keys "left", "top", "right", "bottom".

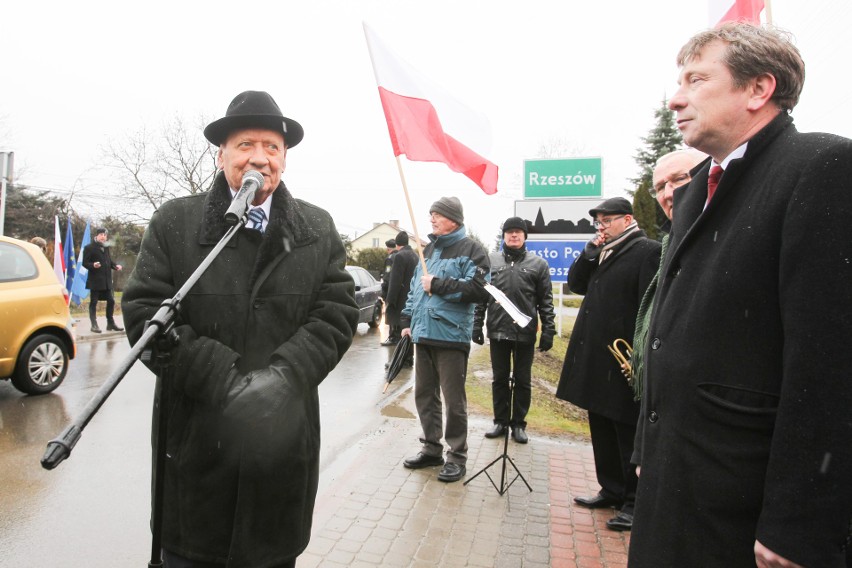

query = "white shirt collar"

[{"left": 713, "top": 142, "right": 748, "bottom": 171}]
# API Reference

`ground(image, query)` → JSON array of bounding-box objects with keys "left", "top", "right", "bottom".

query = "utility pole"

[{"left": 0, "top": 151, "right": 14, "bottom": 236}]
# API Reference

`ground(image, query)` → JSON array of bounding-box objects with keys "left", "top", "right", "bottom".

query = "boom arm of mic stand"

[{"left": 41, "top": 220, "right": 246, "bottom": 470}]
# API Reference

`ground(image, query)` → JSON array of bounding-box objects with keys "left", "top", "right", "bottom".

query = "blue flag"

[
  {"left": 63, "top": 217, "right": 76, "bottom": 295},
  {"left": 70, "top": 221, "right": 91, "bottom": 306}
]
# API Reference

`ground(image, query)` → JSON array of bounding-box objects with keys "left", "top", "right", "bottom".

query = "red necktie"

[{"left": 707, "top": 165, "right": 723, "bottom": 202}]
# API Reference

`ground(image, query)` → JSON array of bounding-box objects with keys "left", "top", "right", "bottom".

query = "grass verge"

[{"left": 466, "top": 321, "right": 590, "bottom": 442}]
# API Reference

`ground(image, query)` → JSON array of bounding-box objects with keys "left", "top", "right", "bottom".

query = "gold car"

[{"left": 0, "top": 236, "right": 76, "bottom": 394}]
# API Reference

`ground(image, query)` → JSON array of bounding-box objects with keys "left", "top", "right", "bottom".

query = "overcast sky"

[{"left": 2, "top": 0, "right": 850, "bottom": 241}]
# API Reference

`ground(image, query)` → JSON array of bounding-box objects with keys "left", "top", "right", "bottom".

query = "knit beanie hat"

[
  {"left": 502, "top": 216, "right": 528, "bottom": 238},
  {"left": 395, "top": 231, "right": 409, "bottom": 246},
  {"left": 429, "top": 197, "right": 464, "bottom": 225}
]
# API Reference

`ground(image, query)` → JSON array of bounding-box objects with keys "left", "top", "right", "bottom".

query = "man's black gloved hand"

[
  {"left": 169, "top": 325, "right": 239, "bottom": 399},
  {"left": 538, "top": 333, "right": 554, "bottom": 352},
  {"left": 583, "top": 239, "right": 603, "bottom": 260},
  {"left": 472, "top": 328, "right": 485, "bottom": 345}
]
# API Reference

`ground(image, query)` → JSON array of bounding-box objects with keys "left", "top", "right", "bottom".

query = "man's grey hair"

[
  {"left": 677, "top": 22, "right": 805, "bottom": 112},
  {"left": 654, "top": 148, "right": 707, "bottom": 171}
]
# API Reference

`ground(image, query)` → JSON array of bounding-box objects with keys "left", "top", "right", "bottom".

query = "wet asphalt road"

[{"left": 0, "top": 323, "right": 411, "bottom": 567}]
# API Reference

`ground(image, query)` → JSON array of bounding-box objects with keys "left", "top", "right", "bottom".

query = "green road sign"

[{"left": 524, "top": 157, "right": 602, "bottom": 198}]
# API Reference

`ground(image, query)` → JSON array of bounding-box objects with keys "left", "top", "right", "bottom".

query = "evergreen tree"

[{"left": 629, "top": 98, "right": 683, "bottom": 240}]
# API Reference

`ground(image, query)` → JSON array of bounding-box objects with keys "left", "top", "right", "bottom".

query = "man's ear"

[
  {"left": 216, "top": 147, "right": 224, "bottom": 170},
  {"left": 747, "top": 73, "right": 777, "bottom": 111}
]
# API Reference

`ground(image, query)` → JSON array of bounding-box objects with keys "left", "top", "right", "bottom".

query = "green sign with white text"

[{"left": 524, "top": 157, "right": 602, "bottom": 198}]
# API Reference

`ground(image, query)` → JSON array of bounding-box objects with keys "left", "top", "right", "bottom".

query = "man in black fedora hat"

[
  {"left": 555, "top": 196, "right": 660, "bottom": 532},
  {"left": 123, "top": 90, "right": 359, "bottom": 567}
]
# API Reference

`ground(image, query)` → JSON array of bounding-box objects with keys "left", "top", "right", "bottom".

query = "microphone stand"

[
  {"left": 464, "top": 342, "right": 533, "bottom": 496},
  {"left": 41, "top": 201, "right": 254, "bottom": 567}
]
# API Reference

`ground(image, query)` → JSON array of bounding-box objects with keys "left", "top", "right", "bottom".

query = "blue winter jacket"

[{"left": 400, "top": 225, "right": 490, "bottom": 350}]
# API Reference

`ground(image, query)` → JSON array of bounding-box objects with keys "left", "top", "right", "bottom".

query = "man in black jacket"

[
  {"left": 473, "top": 216, "right": 555, "bottom": 444},
  {"left": 555, "top": 198, "right": 660, "bottom": 532},
  {"left": 82, "top": 228, "right": 123, "bottom": 333},
  {"left": 385, "top": 231, "right": 418, "bottom": 363},
  {"left": 629, "top": 24, "right": 852, "bottom": 568}
]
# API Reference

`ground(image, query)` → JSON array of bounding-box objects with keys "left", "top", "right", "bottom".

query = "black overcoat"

[
  {"left": 629, "top": 114, "right": 852, "bottom": 567},
  {"left": 385, "top": 245, "right": 418, "bottom": 326},
  {"left": 122, "top": 173, "right": 359, "bottom": 567},
  {"left": 82, "top": 241, "right": 117, "bottom": 291},
  {"left": 555, "top": 230, "right": 660, "bottom": 424}
]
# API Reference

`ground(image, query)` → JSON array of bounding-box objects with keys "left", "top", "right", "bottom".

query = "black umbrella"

[{"left": 383, "top": 334, "right": 413, "bottom": 393}]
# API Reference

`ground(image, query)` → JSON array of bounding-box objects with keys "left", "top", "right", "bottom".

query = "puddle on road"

[{"left": 380, "top": 400, "right": 415, "bottom": 419}]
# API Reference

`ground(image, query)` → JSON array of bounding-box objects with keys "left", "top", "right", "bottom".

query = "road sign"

[
  {"left": 525, "top": 239, "right": 590, "bottom": 279},
  {"left": 524, "top": 157, "right": 602, "bottom": 198},
  {"left": 515, "top": 198, "right": 603, "bottom": 235}
]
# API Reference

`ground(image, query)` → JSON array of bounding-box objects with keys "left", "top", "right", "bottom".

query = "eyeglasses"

[
  {"left": 649, "top": 172, "right": 691, "bottom": 197},
  {"left": 593, "top": 215, "right": 625, "bottom": 229}
]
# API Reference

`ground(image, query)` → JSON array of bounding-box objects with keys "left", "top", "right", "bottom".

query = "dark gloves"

[
  {"left": 583, "top": 239, "right": 603, "bottom": 260},
  {"left": 538, "top": 333, "right": 554, "bottom": 352},
  {"left": 472, "top": 328, "right": 485, "bottom": 345},
  {"left": 169, "top": 325, "right": 240, "bottom": 400}
]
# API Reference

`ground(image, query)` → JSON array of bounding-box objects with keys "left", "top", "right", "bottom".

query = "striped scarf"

[{"left": 599, "top": 221, "right": 640, "bottom": 264}]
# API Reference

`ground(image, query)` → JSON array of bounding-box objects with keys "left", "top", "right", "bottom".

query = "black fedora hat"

[{"left": 204, "top": 91, "right": 304, "bottom": 148}]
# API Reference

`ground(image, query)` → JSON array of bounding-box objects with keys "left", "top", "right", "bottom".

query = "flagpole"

[{"left": 394, "top": 156, "right": 429, "bottom": 276}]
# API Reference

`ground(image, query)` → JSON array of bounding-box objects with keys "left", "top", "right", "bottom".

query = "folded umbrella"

[{"left": 383, "top": 334, "right": 413, "bottom": 393}]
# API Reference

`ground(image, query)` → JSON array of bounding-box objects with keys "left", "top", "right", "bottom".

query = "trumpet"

[{"left": 607, "top": 338, "right": 634, "bottom": 382}]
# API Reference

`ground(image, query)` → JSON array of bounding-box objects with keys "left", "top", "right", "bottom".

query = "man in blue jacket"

[{"left": 400, "top": 197, "right": 490, "bottom": 483}]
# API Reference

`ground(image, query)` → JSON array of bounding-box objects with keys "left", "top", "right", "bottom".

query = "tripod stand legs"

[{"left": 464, "top": 376, "right": 532, "bottom": 495}]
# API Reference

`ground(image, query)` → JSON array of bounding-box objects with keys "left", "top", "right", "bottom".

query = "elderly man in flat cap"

[
  {"left": 400, "top": 197, "right": 490, "bottom": 483},
  {"left": 122, "top": 91, "right": 359, "bottom": 567},
  {"left": 555, "top": 197, "right": 660, "bottom": 532}
]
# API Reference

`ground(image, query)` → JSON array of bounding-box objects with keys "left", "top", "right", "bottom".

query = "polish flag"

[
  {"left": 710, "top": 0, "right": 765, "bottom": 26},
  {"left": 363, "top": 23, "right": 498, "bottom": 195},
  {"left": 52, "top": 216, "right": 65, "bottom": 286}
]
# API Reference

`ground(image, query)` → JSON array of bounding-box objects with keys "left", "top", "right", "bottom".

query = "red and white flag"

[
  {"left": 710, "top": 0, "right": 765, "bottom": 26},
  {"left": 52, "top": 216, "right": 65, "bottom": 286},
  {"left": 364, "top": 23, "right": 498, "bottom": 195}
]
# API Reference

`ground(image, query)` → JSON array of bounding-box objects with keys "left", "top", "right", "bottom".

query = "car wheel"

[
  {"left": 367, "top": 305, "right": 382, "bottom": 328},
  {"left": 11, "top": 334, "right": 69, "bottom": 395}
]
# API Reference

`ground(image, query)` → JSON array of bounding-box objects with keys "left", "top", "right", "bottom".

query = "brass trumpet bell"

[{"left": 607, "top": 338, "right": 634, "bottom": 381}]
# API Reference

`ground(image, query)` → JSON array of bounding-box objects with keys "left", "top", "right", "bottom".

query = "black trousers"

[
  {"left": 88, "top": 289, "right": 115, "bottom": 324},
  {"left": 489, "top": 339, "right": 535, "bottom": 428},
  {"left": 588, "top": 411, "right": 638, "bottom": 514}
]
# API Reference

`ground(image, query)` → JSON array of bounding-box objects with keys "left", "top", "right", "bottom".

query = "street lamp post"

[{"left": 0, "top": 151, "right": 14, "bottom": 236}]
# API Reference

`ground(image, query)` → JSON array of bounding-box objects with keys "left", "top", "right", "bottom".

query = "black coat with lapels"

[
  {"left": 555, "top": 229, "right": 661, "bottom": 425},
  {"left": 629, "top": 113, "right": 852, "bottom": 567}
]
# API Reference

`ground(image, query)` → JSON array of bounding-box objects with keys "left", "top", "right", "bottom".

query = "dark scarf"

[{"left": 502, "top": 243, "right": 526, "bottom": 263}]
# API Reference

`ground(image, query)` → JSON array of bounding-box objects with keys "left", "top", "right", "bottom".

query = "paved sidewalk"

[
  {"left": 303, "top": 393, "right": 630, "bottom": 568},
  {"left": 73, "top": 315, "right": 126, "bottom": 342}
]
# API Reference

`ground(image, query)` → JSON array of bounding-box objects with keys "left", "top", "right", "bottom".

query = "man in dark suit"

[
  {"left": 555, "top": 197, "right": 661, "bottom": 532},
  {"left": 82, "top": 227, "right": 123, "bottom": 333},
  {"left": 629, "top": 23, "right": 852, "bottom": 568}
]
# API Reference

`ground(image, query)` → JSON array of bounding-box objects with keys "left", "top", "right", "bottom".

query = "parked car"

[
  {"left": 0, "top": 236, "right": 76, "bottom": 394},
  {"left": 345, "top": 265, "right": 383, "bottom": 328}
]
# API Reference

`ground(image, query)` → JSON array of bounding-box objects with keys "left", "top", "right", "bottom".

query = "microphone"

[{"left": 224, "top": 170, "right": 265, "bottom": 225}]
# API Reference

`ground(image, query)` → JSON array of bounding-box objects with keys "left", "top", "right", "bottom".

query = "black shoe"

[
  {"left": 573, "top": 493, "right": 622, "bottom": 509},
  {"left": 606, "top": 511, "right": 633, "bottom": 531},
  {"left": 403, "top": 452, "right": 444, "bottom": 469},
  {"left": 484, "top": 423, "right": 507, "bottom": 439},
  {"left": 91, "top": 324, "right": 102, "bottom": 334},
  {"left": 106, "top": 323, "right": 124, "bottom": 332},
  {"left": 511, "top": 427, "right": 529, "bottom": 444},
  {"left": 437, "top": 462, "right": 466, "bottom": 482},
  {"left": 381, "top": 337, "right": 399, "bottom": 346}
]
